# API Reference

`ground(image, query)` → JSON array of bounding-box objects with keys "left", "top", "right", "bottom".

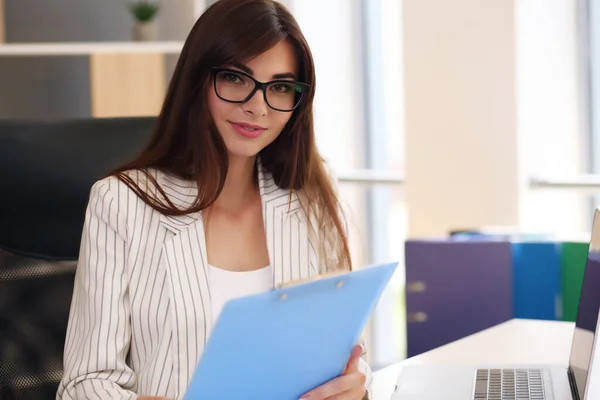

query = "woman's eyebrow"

[
  {"left": 272, "top": 72, "right": 297, "bottom": 80},
  {"left": 231, "top": 62, "right": 253, "bottom": 75},
  {"left": 231, "top": 62, "right": 297, "bottom": 80}
]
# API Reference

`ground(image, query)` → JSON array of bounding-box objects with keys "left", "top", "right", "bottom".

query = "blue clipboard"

[{"left": 183, "top": 262, "right": 398, "bottom": 399}]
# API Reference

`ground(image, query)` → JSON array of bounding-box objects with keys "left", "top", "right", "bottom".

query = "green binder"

[{"left": 561, "top": 241, "right": 590, "bottom": 321}]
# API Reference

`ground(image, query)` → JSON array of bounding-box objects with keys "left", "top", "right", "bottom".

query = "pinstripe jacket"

[{"left": 56, "top": 164, "right": 373, "bottom": 399}]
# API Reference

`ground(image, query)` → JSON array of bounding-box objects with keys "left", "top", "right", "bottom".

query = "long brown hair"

[{"left": 112, "top": 0, "right": 351, "bottom": 271}]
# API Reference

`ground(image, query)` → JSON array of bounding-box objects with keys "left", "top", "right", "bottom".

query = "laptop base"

[{"left": 391, "top": 364, "right": 572, "bottom": 400}]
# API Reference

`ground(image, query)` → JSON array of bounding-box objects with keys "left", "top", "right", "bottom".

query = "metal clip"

[
  {"left": 407, "top": 312, "right": 428, "bottom": 323},
  {"left": 406, "top": 281, "right": 426, "bottom": 293}
]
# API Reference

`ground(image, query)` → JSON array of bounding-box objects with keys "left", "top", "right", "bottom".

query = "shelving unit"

[
  {"left": 0, "top": 41, "right": 183, "bottom": 56},
  {"left": 0, "top": 0, "right": 208, "bottom": 119},
  {"left": 0, "top": 41, "right": 184, "bottom": 117}
]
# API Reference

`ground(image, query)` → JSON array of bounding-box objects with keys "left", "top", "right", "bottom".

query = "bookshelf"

[
  {"left": 0, "top": 0, "right": 206, "bottom": 119},
  {"left": 0, "top": 41, "right": 184, "bottom": 117}
]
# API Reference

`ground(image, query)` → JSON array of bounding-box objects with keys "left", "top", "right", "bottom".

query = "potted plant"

[{"left": 128, "top": 1, "right": 160, "bottom": 41}]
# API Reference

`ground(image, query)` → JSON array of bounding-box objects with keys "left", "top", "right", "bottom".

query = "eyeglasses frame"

[{"left": 211, "top": 67, "right": 310, "bottom": 112}]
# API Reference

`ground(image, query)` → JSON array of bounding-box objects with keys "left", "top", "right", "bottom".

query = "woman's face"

[{"left": 208, "top": 40, "right": 299, "bottom": 159}]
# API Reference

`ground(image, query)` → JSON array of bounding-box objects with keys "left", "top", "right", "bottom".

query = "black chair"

[{"left": 0, "top": 117, "right": 154, "bottom": 400}]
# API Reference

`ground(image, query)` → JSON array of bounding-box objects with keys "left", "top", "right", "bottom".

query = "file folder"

[
  {"left": 183, "top": 262, "right": 398, "bottom": 400},
  {"left": 511, "top": 241, "right": 561, "bottom": 320},
  {"left": 561, "top": 241, "right": 589, "bottom": 322},
  {"left": 405, "top": 239, "right": 513, "bottom": 357}
]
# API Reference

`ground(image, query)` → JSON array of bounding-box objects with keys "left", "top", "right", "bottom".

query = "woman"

[{"left": 57, "top": 0, "right": 371, "bottom": 399}]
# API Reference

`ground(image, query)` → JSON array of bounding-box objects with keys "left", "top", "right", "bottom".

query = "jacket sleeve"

[
  {"left": 358, "top": 338, "right": 374, "bottom": 399},
  {"left": 57, "top": 178, "right": 138, "bottom": 399}
]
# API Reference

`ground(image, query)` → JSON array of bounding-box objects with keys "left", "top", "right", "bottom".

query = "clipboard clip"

[{"left": 275, "top": 270, "right": 346, "bottom": 289}]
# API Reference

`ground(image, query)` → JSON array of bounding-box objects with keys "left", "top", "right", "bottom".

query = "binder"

[
  {"left": 448, "top": 235, "right": 562, "bottom": 320},
  {"left": 183, "top": 262, "right": 398, "bottom": 400},
  {"left": 450, "top": 234, "right": 561, "bottom": 320},
  {"left": 404, "top": 239, "right": 513, "bottom": 357},
  {"left": 561, "top": 241, "right": 590, "bottom": 322},
  {"left": 511, "top": 241, "right": 561, "bottom": 320},
  {"left": 404, "top": 234, "right": 590, "bottom": 356}
]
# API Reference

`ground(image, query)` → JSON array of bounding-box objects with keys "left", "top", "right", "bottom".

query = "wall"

[
  {"left": 0, "top": 56, "right": 91, "bottom": 119},
  {"left": 404, "top": 0, "right": 521, "bottom": 237},
  {"left": 4, "top": 0, "right": 194, "bottom": 42},
  {"left": 0, "top": 0, "right": 5, "bottom": 43},
  {"left": 403, "top": 0, "right": 587, "bottom": 238}
]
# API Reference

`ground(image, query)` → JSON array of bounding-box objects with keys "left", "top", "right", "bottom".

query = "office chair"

[{"left": 0, "top": 117, "right": 154, "bottom": 399}]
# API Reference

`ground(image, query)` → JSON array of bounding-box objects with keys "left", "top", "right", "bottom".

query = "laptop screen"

[{"left": 569, "top": 209, "right": 600, "bottom": 398}]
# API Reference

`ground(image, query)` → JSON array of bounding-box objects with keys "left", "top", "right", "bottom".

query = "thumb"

[{"left": 344, "top": 344, "right": 363, "bottom": 374}]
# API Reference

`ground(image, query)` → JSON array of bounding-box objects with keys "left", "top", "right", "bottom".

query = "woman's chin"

[{"left": 226, "top": 146, "right": 262, "bottom": 160}]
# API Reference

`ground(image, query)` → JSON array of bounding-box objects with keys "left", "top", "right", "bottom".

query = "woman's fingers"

[
  {"left": 300, "top": 371, "right": 366, "bottom": 399},
  {"left": 344, "top": 344, "right": 363, "bottom": 374}
]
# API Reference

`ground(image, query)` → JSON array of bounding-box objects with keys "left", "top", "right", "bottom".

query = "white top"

[{"left": 208, "top": 264, "right": 273, "bottom": 324}]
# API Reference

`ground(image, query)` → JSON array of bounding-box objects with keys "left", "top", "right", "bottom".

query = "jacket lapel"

[
  {"left": 156, "top": 171, "right": 213, "bottom": 398},
  {"left": 258, "top": 163, "right": 315, "bottom": 288}
]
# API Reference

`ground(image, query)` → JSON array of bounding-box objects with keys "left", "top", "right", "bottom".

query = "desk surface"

[
  {"left": 0, "top": 41, "right": 184, "bottom": 56},
  {"left": 371, "top": 319, "right": 575, "bottom": 399}
]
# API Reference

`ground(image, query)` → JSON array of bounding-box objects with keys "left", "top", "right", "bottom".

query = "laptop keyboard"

[{"left": 473, "top": 369, "right": 546, "bottom": 400}]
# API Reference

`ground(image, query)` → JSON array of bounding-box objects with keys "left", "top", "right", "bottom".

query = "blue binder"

[
  {"left": 511, "top": 241, "right": 561, "bottom": 320},
  {"left": 183, "top": 262, "right": 398, "bottom": 400}
]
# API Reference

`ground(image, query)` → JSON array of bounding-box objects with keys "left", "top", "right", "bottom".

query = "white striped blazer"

[{"left": 57, "top": 163, "right": 373, "bottom": 399}]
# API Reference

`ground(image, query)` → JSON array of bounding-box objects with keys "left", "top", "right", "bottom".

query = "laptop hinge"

[{"left": 568, "top": 367, "right": 581, "bottom": 400}]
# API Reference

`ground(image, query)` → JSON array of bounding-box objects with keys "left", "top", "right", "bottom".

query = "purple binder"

[{"left": 405, "top": 238, "right": 513, "bottom": 357}]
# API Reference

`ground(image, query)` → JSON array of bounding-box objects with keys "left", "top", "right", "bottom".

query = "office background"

[{"left": 1, "top": 0, "right": 600, "bottom": 372}]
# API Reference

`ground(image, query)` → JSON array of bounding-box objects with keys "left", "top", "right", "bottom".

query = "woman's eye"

[
  {"left": 271, "top": 83, "right": 292, "bottom": 93},
  {"left": 223, "top": 73, "right": 243, "bottom": 83}
]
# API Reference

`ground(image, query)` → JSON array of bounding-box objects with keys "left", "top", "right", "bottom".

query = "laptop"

[{"left": 392, "top": 208, "right": 600, "bottom": 400}]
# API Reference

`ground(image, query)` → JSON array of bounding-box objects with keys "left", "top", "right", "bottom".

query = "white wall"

[
  {"left": 403, "top": 0, "right": 587, "bottom": 239},
  {"left": 404, "top": 0, "right": 521, "bottom": 237}
]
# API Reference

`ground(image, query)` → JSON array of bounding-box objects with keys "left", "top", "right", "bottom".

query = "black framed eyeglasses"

[{"left": 211, "top": 67, "right": 310, "bottom": 112}]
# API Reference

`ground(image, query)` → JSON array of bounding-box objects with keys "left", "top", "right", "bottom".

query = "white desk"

[{"left": 371, "top": 319, "right": 576, "bottom": 399}]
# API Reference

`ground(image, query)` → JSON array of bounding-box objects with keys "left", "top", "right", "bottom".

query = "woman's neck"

[{"left": 214, "top": 154, "right": 259, "bottom": 212}]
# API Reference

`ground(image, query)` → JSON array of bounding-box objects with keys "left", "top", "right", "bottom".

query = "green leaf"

[{"left": 129, "top": 1, "right": 160, "bottom": 22}]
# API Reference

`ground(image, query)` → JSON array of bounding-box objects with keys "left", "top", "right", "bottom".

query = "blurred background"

[{"left": 2, "top": 0, "right": 600, "bottom": 375}]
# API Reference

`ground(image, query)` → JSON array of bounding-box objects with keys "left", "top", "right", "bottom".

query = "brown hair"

[{"left": 111, "top": 0, "right": 351, "bottom": 271}]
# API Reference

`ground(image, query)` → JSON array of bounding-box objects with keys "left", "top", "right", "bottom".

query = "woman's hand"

[{"left": 299, "top": 344, "right": 367, "bottom": 400}]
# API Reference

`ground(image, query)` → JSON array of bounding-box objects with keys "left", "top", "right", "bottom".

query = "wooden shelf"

[
  {"left": 0, "top": 41, "right": 184, "bottom": 56},
  {"left": 90, "top": 52, "right": 166, "bottom": 118}
]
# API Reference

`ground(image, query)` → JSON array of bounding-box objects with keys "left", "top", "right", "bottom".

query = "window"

[
  {"left": 360, "top": 0, "right": 406, "bottom": 368},
  {"left": 289, "top": 0, "right": 405, "bottom": 369},
  {"left": 585, "top": 0, "right": 600, "bottom": 219}
]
